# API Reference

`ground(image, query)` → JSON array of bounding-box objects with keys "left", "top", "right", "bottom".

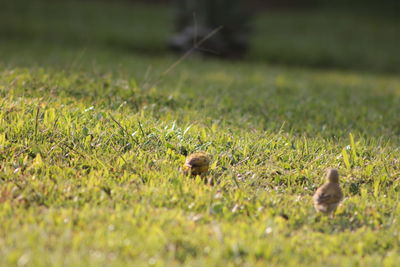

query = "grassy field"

[{"left": 1, "top": 0, "right": 400, "bottom": 266}]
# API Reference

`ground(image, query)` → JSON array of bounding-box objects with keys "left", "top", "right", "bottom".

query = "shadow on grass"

[{"left": 1, "top": 0, "right": 400, "bottom": 74}]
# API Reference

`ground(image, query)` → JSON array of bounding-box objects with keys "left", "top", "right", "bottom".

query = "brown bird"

[
  {"left": 183, "top": 152, "right": 211, "bottom": 176},
  {"left": 313, "top": 168, "right": 344, "bottom": 215}
]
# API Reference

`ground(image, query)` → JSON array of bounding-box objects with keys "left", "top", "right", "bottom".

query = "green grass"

[
  {"left": 1, "top": 0, "right": 399, "bottom": 73},
  {"left": 251, "top": 8, "right": 400, "bottom": 72},
  {"left": 1, "top": 0, "right": 400, "bottom": 266}
]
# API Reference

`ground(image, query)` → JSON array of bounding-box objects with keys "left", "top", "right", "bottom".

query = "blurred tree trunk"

[{"left": 169, "top": 0, "right": 252, "bottom": 58}]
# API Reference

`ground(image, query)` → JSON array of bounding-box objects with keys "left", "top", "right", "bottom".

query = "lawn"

[{"left": 0, "top": 0, "right": 400, "bottom": 266}]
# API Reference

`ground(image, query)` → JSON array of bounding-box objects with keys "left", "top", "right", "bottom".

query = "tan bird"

[
  {"left": 183, "top": 152, "right": 211, "bottom": 176},
  {"left": 313, "top": 168, "right": 343, "bottom": 215}
]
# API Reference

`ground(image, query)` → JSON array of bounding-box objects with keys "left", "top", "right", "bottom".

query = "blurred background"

[{"left": 0, "top": 0, "right": 399, "bottom": 73}]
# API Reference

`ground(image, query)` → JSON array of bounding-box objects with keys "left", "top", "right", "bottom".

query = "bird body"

[
  {"left": 183, "top": 152, "right": 211, "bottom": 176},
  {"left": 313, "top": 169, "right": 343, "bottom": 214}
]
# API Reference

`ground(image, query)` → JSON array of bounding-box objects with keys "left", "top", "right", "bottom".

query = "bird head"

[
  {"left": 326, "top": 168, "right": 339, "bottom": 183},
  {"left": 182, "top": 152, "right": 210, "bottom": 176}
]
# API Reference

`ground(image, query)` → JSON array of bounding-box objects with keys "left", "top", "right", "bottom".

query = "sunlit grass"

[{"left": 0, "top": 0, "right": 400, "bottom": 266}]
